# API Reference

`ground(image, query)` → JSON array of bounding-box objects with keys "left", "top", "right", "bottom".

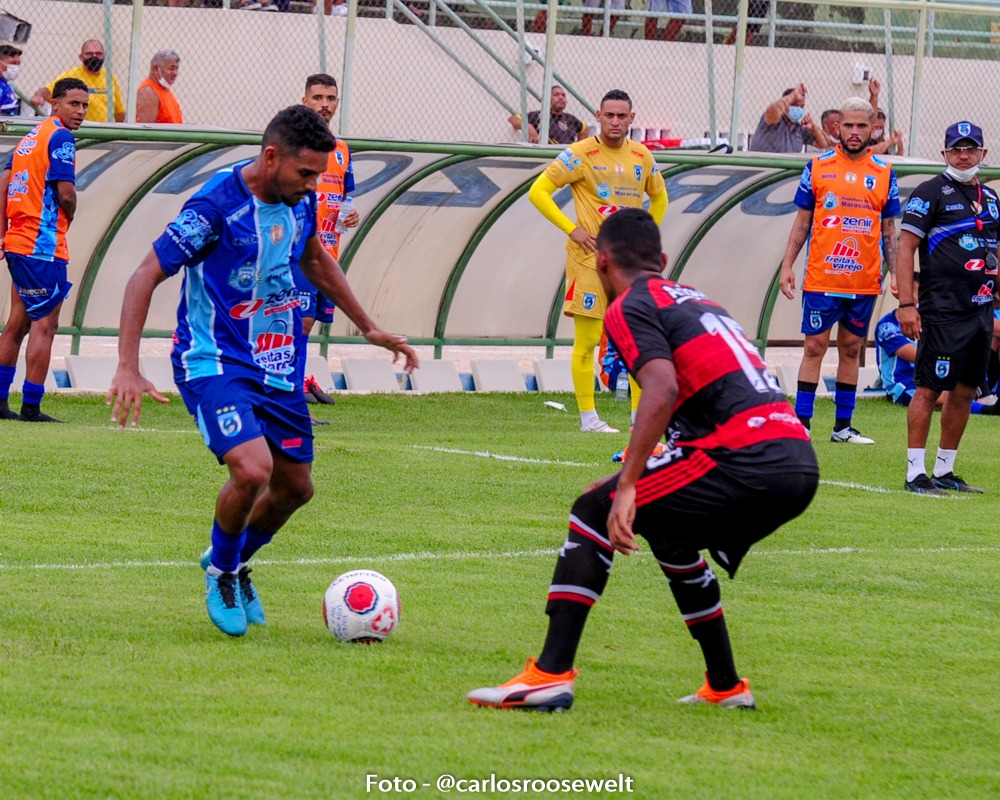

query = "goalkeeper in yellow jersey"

[{"left": 530, "top": 89, "right": 668, "bottom": 432}]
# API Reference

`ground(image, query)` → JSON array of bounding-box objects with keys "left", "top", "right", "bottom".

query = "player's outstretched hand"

[
  {"left": 106, "top": 367, "right": 169, "bottom": 429},
  {"left": 365, "top": 330, "right": 420, "bottom": 373},
  {"left": 607, "top": 483, "right": 639, "bottom": 556}
]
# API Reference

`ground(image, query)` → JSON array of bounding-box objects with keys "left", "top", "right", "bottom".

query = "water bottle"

[
  {"left": 614, "top": 370, "right": 630, "bottom": 402},
  {"left": 334, "top": 196, "right": 354, "bottom": 235}
]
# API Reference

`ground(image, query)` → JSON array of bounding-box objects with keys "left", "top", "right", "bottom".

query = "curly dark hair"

[
  {"left": 596, "top": 208, "right": 661, "bottom": 272},
  {"left": 262, "top": 105, "right": 335, "bottom": 155}
]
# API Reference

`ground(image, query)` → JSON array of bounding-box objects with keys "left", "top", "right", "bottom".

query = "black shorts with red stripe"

[{"left": 594, "top": 439, "right": 818, "bottom": 578}]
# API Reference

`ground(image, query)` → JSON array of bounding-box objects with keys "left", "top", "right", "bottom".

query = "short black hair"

[
  {"left": 821, "top": 109, "right": 839, "bottom": 124},
  {"left": 782, "top": 87, "right": 795, "bottom": 97},
  {"left": 0, "top": 45, "right": 22, "bottom": 59},
  {"left": 262, "top": 105, "right": 335, "bottom": 155},
  {"left": 305, "top": 73, "right": 337, "bottom": 92},
  {"left": 53, "top": 77, "right": 89, "bottom": 99},
  {"left": 600, "top": 89, "right": 632, "bottom": 110},
  {"left": 596, "top": 208, "right": 662, "bottom": 272}
]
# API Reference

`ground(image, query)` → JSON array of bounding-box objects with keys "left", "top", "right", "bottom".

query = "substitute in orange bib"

[
  {"left": 530, "top": 89, "right": 668, "bottom": 433},
  {"left": 0, "top": 78, "right": 89, "bottom": 422},
  {"left": 136, "top": 50, "right": 183, "bottom": 124},
  {"left": 294, "top": 73, "right": 358, "bottom": 406},
  {"left": 779, "top": 96, "right": 900, "bottom": 445}
]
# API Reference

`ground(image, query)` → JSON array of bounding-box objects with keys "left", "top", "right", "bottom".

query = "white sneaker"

[
  {"left": 580, "top": 418, "right": 619, "bottom": 433},
  {"left": 830, "top": 426, "right": 874, "bottom": 445}
]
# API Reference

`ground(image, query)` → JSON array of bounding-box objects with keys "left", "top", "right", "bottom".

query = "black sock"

[
  {"left": 691, "top": 616, "right": 739, "bottom": 692},
  {"left": 538, "top": 600, "right": 591, "bottom": 674}
]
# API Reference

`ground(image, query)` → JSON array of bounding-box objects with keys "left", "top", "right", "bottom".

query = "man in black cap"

[{"left": 896, "top": 121, "right": 998, "bottom": 495}]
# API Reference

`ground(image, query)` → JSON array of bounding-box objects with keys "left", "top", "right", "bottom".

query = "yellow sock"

[{"left": 572, "top": 315, "right": 603, "bottom": 414}]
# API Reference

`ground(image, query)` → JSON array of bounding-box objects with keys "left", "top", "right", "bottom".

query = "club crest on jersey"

[
  {"left": 596, "top": 182, "right": 610, "bottom": 199},
  {"left": 864, "top": 175, "right": 876, "bottom": 190},
  {"left": 935, "top": 358, "right": 950, "bottom": 379},
  {"left": 583, "top": 293, "right": 597, "bottom": 310},
  {"left": 988, "top": 200, "right": 998, "bottom": 219},
  {"left": 823, "top": 192, "right": 837, "bottom": 210},
  {"left": 228, "top": 264, "right": 258, "bottom": 291},
  {"left": 335, "top": 151, "right": 344, "bottom": 166},
  {"left": 845, "top": 172, "right": 857, "bottom": 184},
  {"left": 634, "top": 165, "right": 643, "bottom": 181},
  {"left": 959, "top": 234, "right": 978, "bottom": 251},
  {"left": 809, "top": 310, "right": 823, "bottom": 330},
  {"left": 216, "top": 405, "right": 242, "bottom": 438},
  {"left": 270, "top": 224, "right": 284, "bottom": 245}
]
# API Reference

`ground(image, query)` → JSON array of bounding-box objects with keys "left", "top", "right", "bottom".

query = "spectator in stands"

[
  {"left": 136, "top": 50, "right": 183, "bottom": 124},
  {"left": 31, "top": 40, "right": 125, "bottom": 123},
  {"left": 866, "top": 78, "right": 905, "bottom": 156},
  {"left": 0, "top": 78, "right": 89, "bottom": 423},
  {"left": 750, "top": 84, "right": 830, "bottom": 153},
  {"left": 0, "top": 45, "right": 22, "bottom": 116},
  {"left": 581, "top": 0, "right": 623, "bottom": 36},
  {"left": 313, "top": 0, "right": 348, "bottom": 13},
  {"left": 509, "top": 85, "right": 586, "bottom": 145},
  {"left": 807, "top": 109, "right": 840, "bottom": 153},
  {"left": 644, "top": 0, "right": 690, "bottom": 41},
  {"left": 875, "top": 279, "right": 999, "bottom": 414},
  {"left": 725, "top": 0, "right": 767, "bottom": 45}
]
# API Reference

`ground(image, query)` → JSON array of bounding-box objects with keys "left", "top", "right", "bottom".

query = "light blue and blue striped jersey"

[
  {"left": 874, "top": 309, "right": 915, "bottom": 402},
  {"left": 0, "top": 78, "right": 18, "bottom": 116},
  {"left": 153, "top": 161, "right": 317, "bottom": 391}
]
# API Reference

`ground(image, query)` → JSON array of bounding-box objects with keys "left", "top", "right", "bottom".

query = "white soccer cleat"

[
  {"left": 580, "top": 418, "right": 620, "bottom": 434},
  {"left": 678, "top": 676, "right": 756, "bottom": 709},
  {"left": 830, "top": 426, "right": 874, "bottom": 445},
  {"left": 468, "top": 657, "right": 577, "bottom": 711}
]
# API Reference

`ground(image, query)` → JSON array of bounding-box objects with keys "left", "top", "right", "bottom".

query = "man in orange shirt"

[
  {"left": 779, "top": 97, "right": 900, "bottom": 444},
  {"left": 0, "top": 78, "right": 89, "bottom": 422},
  {"left": 136, "top": 49, "right": 183, "bottom": 124}
]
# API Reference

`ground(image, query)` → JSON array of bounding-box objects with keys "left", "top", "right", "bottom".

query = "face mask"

[
  {"left": 945, "top": 164, "right": 980, "bottom": 182},
  {"left": 83, "top": 57, "right": 104, "bottom": 73},
  {"left": 787, "top": 106, "right": 805, "bottom": 124},
  {"left": 871, "top": 128, "right": 884, "bottom": 139},
  {"left": 3, "top": 63, "right": 19, "bottom": 82},
  {"left": 158, "top": 76, "right": 173, "bottom": 89}
]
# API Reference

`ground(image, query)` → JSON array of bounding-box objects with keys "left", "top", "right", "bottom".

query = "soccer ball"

[{"left": 323, "top": 570, "right": 400, "bottom": 643}]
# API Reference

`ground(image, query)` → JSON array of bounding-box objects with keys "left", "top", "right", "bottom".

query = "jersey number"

[{"left": 700, "top": 312, "right": 781, "bottom": 393}]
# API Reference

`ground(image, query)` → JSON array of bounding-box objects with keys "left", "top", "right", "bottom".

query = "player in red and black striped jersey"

[{"left": 468, "top": 209, "right": 818, "bottom": 712}]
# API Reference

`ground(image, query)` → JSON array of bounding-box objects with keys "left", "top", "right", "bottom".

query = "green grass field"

[{"left": 0, "top": 391, "right": 997, "bottom": 799}]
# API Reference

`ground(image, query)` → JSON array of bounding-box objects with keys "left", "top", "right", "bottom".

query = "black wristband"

[{"left": 898, "top": 303, "right": 915, "bottom": 309}]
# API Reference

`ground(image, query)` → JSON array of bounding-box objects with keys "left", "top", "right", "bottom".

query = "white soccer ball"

[
  {"left": 332, "top": 3, "right": 348, "bottom": 15},
  {"left": 323, "top": 570, "right": 400, "bottom": 643}
]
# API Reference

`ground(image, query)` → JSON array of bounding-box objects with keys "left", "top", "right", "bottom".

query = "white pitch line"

[
  {"left": 0, "top": 545, "right": 996, "bottom": 573},
  {"left": 411, "top": 445, "right": 595, "bottom": 467}
]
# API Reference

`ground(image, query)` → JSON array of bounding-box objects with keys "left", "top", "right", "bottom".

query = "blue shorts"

[
  {"left": 800, "top": 291, "right": 876, "bottom": 338},
  {"left": 291, "top": 263, "right": 335, "bottom": 324},
  {"left": 6, "top": 253, "right": 72, "bottom": 321},
  {"left": 177, "top": 373, "right": 314, "bottom": 465}
]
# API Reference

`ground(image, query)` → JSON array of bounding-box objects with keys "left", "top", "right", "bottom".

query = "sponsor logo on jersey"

[
  {"left": 263, "top": 288, "right": 300, "bottom": 316},
  {"left": 8, "top": 169, "right": 28, "bottom": 196},
  {"left": 51, "top": 143, "right": 76, "bottom": 162},
  {"left": 959, "top": 234, "right": 978, "bottom": 251},
  {"left": 823, "top": 192, "right": 837, "bottom": 209},
  {"left": 941, "top": 184, "right": 955, "bottom": 195},
  {"left": 171, "top": 209, "right": 215, "bottom": 252},
  {"left": 965, "top": 259, "right": 986, "bottom": 271},
  {"left": 596, "top": 182, "right": 610, "bottom": 199},
  {"left": 905, "top": 197, "right": 930, "bottom": 216},
  {"left": 557, "top": 148, "right": 580, "bottom": 171},
  {"left": 15, "top": 138, "right": 37, "bottom": 157},
  {"left": 824, "top": 238, "right": 863, "bottom": 272},
  {"left": 597, "top": 205, "right": 620, "bottom": 216},
  {"left": 864, "top": 175, "right": 876, "bottom": 190},
  {"left": 820, "top": 215, "right": 873, "bottom": 234},
  {"left": 216, "top": 405, "right": 242, "bottom": 438},
  {"left": 841, "top": 197, "right": 875, "bottom": 211},
  {"left": 663, "top": 284, "right": 709, "bottom": 304},
  {"left": 229, "top": 298, "right": 264, "bottom": 319},
  {"left": 227, "top": 263, "right": 259, "bottom": 291},
  {"left": 845, "top": 172, "right": 857, "bottom": 184},
  {"left": 225, "top": 203, "right": 251, "bottom": 225},
  {"left": 972, "top": 283, "right": 995, "bottom": 305},
  {"left": 253, "top": 321, "right": 296, "bottom": 374},
  {"left": 945, "top": 204, "right": 965, "bottom": 212}
]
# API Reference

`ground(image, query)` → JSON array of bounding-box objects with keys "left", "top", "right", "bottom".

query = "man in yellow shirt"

[
  {"left": 530, "top": 89, "right": 668, "bottom": 432},
  {"left": 31, "top": 39, "right": 124, "bottom": 123}
]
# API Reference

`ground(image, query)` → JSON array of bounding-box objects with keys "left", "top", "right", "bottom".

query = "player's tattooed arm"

[{"left": 882, "top": 218, "right": 898, "bottom": 277}]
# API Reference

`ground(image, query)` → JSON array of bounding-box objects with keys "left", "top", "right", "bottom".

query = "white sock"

[
  {"left": 933, "top": 448, "right": 957, "bottom": 478},
  {"left": 580, "top": 410, "right": 599, "bottom": 426},
  {"left": 631, "top": 409, "right": 638, "bottom": 425},
  {"left": 906, "top": 448, "right": 925, "bottom": 483}
]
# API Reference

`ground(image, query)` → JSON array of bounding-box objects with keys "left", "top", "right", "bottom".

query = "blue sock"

[
  {"left": 22, "top": 380, "right": 45, "bottom": 406},
  {"left": 971, "top": 401, "right": 985, "bottom": 415},
  {"left": 0, "top": 364, "right": 15, "bottom": 400},
  {"left": 833, "top": 383, "right": 857, "bottom": 430},
  {"left": 794, "top": 382, "right": 817, "bottom": 425},
  {"left": 210, "top": 519, "right": 247, "bottom": 572},
  {"left": 240, "top": 525, "right": 275, "bottom": 564}
]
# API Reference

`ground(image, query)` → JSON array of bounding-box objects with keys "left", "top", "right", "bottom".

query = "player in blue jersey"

[{"left": 107, "top": 106, "right": 418, "bottom": 637}]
